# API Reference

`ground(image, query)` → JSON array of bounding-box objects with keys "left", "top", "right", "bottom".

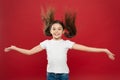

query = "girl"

[{"left": 4, "top": 8, "right": 115, "bottom": 80}]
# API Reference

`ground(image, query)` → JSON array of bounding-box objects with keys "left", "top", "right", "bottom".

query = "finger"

[
  {"left": 4, "top": 48, "right": 10, "bottom": 52},
  {"left": 113, "top": 54, "right": 115, "bottom": 56},
  {"left": 4, "top": 49, "right": 8, "bottom": 52},
  {"left": 111, "top": 56, "right": 115, "bottom": 60}
]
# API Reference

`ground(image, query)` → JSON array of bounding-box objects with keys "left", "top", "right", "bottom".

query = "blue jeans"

[{"left": 47, "top": 72, "right": 69, "bottom": 80}]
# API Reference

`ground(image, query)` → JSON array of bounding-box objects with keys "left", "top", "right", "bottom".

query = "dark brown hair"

[
  {"left": 64, "top": 12, "right": 76, "bottom": 38},
  {"left": 41, "top": 8, "right": 77, "bottom": 38}
]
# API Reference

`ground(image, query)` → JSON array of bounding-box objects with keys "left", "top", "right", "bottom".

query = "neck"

[{"left": 52, "top": 37, "right": 62, "bottom": 40}]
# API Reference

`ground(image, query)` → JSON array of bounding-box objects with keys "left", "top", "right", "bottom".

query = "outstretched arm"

[
  {"left": 4, "top": 45, "right": 44, "bottom": 55},
  {"left": 72, "top": 44, "right": 115, "bottom": 60}
]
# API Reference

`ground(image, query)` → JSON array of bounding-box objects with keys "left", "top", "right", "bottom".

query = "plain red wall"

[{"left": 1, "top": 0, "right": 120, "bottom": 80}]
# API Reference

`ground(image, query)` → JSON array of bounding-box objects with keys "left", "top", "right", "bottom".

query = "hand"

[
  {"left": 108, "top": 53, "right": 115, "bottom": 60},
  {"left": 105, "top": 49, "right": 115, "bottom": 60},
  {"left": 4, "top": 45, "right": 16, "bottom": 52}
]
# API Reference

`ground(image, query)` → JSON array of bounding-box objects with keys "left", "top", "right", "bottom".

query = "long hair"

[
  {"left": 41, "top": 8, "right": 77, "bottom": 38},
  {"left": 41, "top": 7, "right": 55, "bottom": 36},
  {"left": 64, "top": 12, "right": 77, "bottom": 38}
]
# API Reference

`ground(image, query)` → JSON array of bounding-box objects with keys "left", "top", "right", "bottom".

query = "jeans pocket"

[{"left": 61, "top": 73, "right": 69, "bottom": 80}]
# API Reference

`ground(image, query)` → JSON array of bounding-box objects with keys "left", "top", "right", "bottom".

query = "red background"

[{"left": 0, "top": 0, "right": 120, "bottom": 80}]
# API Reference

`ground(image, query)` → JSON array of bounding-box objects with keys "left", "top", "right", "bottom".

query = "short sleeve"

[
  {"left": 65, "top": 40, "right": 75, "bottom": 49},
  {"left": 40, "top": 40, "right": 48, "bottom": 49}
]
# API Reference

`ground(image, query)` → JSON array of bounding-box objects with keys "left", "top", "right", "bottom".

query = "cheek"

[
  {"left": 59, "top": 30, "right": 63, "bottom": 33},
  {"left": 50, "top": 29, "right": 53, "bottom": 34}
]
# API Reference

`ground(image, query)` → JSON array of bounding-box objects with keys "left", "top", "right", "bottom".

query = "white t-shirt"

[{"left": 40, "top": 39, "right": 75, "bottom": 73}]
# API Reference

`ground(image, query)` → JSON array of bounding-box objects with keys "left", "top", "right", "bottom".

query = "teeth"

[{"left": 54, "top": 34, "right": 59, "bottom": 35}]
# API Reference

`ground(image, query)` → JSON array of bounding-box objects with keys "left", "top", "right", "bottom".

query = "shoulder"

[
  {"left": 64, "top": 40, "right": 75, "bottom": 43},
  {"left": 40, "top": 39, "right": 51, "bottom": 49},
  {"left": 40, "top": 39, "right": 49, "bottom": 44},
  {"left": 41, "top": 39, "right": 50, "bottom": 43},
  {"left": 63, "top": 40, "right": 75, "bottom": 48}
]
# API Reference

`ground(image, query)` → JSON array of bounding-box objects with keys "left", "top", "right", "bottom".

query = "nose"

[{"left": 54, "top": 30, "right": 59, "bottom": 33}]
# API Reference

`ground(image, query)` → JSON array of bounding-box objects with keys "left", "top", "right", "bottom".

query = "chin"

[{"left": 54, "top": 37, "right": 61, "bottom": 40}]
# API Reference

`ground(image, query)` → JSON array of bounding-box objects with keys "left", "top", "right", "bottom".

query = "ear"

[
  {"left": 62, "top": 30, "right": 65, "bottom": 34},
  {"left": 50, "top": 29, "right": 52, "bottom": 34}
]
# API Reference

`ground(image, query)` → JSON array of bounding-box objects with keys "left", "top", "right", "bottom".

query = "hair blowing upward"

[{"left": 41, "top": 8, "right": 77, "bottom": 38}]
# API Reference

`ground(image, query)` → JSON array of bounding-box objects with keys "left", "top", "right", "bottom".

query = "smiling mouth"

[{"left": 54, "top": 33, "right": 60, "bottom": 36}]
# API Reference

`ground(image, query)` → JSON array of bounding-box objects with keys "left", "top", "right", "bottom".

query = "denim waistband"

[{"left": 47, "top": 72, "right": 68, "bottom": 75}]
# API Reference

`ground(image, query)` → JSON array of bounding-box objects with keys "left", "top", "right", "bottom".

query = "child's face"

[{"left": 50, "top": 23, "right": 64, "bottom": 40}]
